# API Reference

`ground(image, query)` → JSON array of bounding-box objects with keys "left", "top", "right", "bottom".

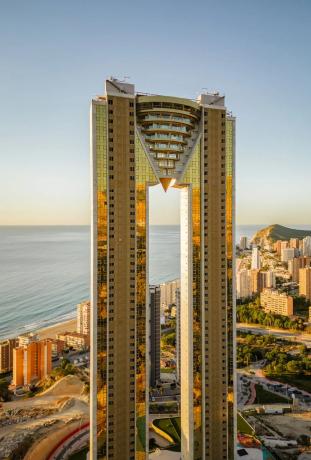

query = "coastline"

[{"left": 36, "top": 318, "right": 77, "bottom": 340}]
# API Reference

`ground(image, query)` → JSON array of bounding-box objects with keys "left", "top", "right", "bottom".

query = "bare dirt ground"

[
  {"left": 260, "top": 412, "right": 311, "bottom": 439},
  {"left": 0, "top": 375, "right": 89, "bottom": 459}
]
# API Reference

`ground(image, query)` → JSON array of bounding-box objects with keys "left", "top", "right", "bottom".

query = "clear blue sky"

[{"left": 0, "top": 0, "right": 310, "bottom": 225}]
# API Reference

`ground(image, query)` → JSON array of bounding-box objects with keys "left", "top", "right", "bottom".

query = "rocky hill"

[{"left": 252, "top": 224, "right": 311, "bottom": 245}]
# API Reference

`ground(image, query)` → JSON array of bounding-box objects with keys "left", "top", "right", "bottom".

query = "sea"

[{"left": 0, "top": 224, "right": 309, "bottom": 340}]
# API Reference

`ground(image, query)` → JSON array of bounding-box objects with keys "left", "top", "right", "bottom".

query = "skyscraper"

[
  {"left": 299, "top": 267, "right": 311, "bottom": 300},
  {"left": 77, "top": 300, "right": 91, "bottom": 336},
  {"left": 251, "top": 246, "right": 261, "bottom": 269},
  {"left": 303, "top": 236, "right": 311, "bottom": 257},
  {"left": 91, "top": 78, "right": 236, "bottom": 460},
  {"left": 239, "top": 236, "right": 248, "bottom": 250},
  {"left": 149, "top": 285, "right": 160, "bottom": 388}
]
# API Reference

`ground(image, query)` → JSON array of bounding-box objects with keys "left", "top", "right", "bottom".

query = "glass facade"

[
  {"left": 91, "top": 82, "right": 235, "bottom": 460},
  {"left": 135, "top": 136, "right": 158, "bottom": 459},
  {"left": 226, "top": 117, "right": 236, "bottom": 459},
  {"left": 94, "top": 102, "right": 108, "bottom": 458}
]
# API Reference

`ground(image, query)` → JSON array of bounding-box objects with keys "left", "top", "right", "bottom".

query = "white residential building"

[
  {"left": 77, "top": 300, "right": 90, "bottom": 336},
  {"left": 251, "top": 246, "right": 261, "bottom": 270}
]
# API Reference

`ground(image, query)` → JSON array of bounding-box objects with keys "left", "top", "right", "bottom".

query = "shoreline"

[{"left": 36, "top": 318, "right": 77, "bottom": 340}]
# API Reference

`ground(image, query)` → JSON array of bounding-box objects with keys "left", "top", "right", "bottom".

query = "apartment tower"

[{"left": 91, "top": 79, "right": 236, "bottom": 460}]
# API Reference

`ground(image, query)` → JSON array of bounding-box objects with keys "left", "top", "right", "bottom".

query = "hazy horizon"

[{"left": 1, "top": 1, "right": 310, "bottom": 225}]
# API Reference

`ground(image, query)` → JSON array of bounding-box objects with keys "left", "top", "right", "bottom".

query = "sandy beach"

[{"left": 36, "top": 319, "right": 77, "bottom": 340}]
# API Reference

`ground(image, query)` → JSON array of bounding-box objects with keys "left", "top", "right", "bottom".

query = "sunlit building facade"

[{"left": 91, "top": 78, "right": 236, "bottom": 460}]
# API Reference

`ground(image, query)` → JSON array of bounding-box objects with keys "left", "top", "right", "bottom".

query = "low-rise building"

[
  {"left": 17, "top": 332, "right": 38, "bottom": 347},
  {"left": 260, "top": 288, "right": 294, "bottom": 316},
  {"left": 51, "top": 339, "right": 65, "bottom": 358},
  {"left": 56, "top": 332, "right": 90, "bottom": 350}
]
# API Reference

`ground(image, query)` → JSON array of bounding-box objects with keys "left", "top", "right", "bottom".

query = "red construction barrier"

[{"left": 47, "top": 421, "right": 90, "bottom": 460}]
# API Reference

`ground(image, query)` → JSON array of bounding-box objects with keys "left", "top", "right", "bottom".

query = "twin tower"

[{"left": 90, "top": 79, "right": 236, "bottom": 460}]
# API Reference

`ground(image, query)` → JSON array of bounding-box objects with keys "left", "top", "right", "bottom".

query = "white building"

[
  {"left": 160, "top": 279, "right": 180, "bottom": 310},
  {"left": 77, "top": 300, "right": 90, "bottom": 336},
  {"left": 251, "top": 247, "right": 261, "bottom": 270},
  {"left": 281, "top": 247, "right": 295, "bottom": 262},
  {"left": 303, "top": 236, "right": 311, "bottom": 257},
  {"left": 237, "top": 269, "right": 252, "bottom": 299},
  {"left": 17, "top": 333, "right": 38, "bottom": 347}
]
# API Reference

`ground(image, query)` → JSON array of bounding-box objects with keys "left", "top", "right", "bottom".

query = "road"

[{"left": 237, "top": 323, "right": 311, "bottom": 346}]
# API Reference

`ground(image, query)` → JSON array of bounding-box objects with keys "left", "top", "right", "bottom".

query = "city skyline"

[{"left": 1, "top": 1, "right": 311, "bottom": 225}]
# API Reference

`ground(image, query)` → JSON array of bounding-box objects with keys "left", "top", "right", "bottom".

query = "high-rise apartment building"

[
  {"left": 289, "top": 238, "right": 299, "bottom": 249},
  {"left": 250, "top": 269, "right": 266, "bottom": 294},
  {"left": 0, "top": 339, "right": 16, "bottom": 374},
  {"left": 288, "top": 256, "right": 311, "bottom": 283},
  {"left": 281, "top": 247, "right": 295, "bottom": 262},
  {"left": 12, "top": 339, "right": 52, "bottom": 386},
  {"left": 299, "top": 267, "right": 311, "bottom": 300},
  {"left": 149, "top": 285, "right": 160, "bottom": 388},
  {"left": 236, "top": 269, "right": 252, "bottom": 300},
  {"left": 265, "top": 270, "right": 276, "bottom": 288},
  {"left": 160, "top": 279, "right": 180, "bottom": 310},
  {"left": 239, "top": 236, "right": 248, "bottom": 250},
  {"left": 251, "top": 246, "right": 261, "bottom": 269},
  {"left": 90, "top": 79, "right": 236, "bottom": 460},
  {"left": 303, "top": 236, "right": 311, "bottom": 257},
  {"left": 77, "top": 300, "right": 91, "bottom": 336}
]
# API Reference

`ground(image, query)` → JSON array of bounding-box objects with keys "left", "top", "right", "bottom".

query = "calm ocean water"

[{"left": 0, "top": 224, "right": 310, "bottom": 339}]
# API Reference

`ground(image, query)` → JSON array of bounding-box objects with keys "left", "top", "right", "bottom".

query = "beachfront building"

[
  {"left": 56, "top": 332, "right": 89, "bottom": 350},
  {"left": 90, "top": 78, "right": 236, "bottom": 460},
  {"left": 260, "top": 288, "right": 294, "bottom": 316},
  {"left": 77, "top": 300, "right": 91, "bottom": 336},
  {"left": 0, "top": 339, "right": 17, "bottom": 374},
  {"left": 149, "top": 285, "right": 160, "bottom": 388},
  {"left": 13, "top": 339, "right": 52, "bottom": 386},
  {"left": 17, "top": 332, "right": 38, "bottom": 347}
]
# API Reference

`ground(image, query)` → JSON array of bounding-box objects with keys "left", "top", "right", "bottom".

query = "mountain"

[{"left": 252, "top": 224, "right": 311, "bottom": 245}]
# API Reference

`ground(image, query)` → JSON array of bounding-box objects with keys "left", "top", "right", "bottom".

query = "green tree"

[{"left": 0, "top": 379, "right": 11, "bottom": 402}]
